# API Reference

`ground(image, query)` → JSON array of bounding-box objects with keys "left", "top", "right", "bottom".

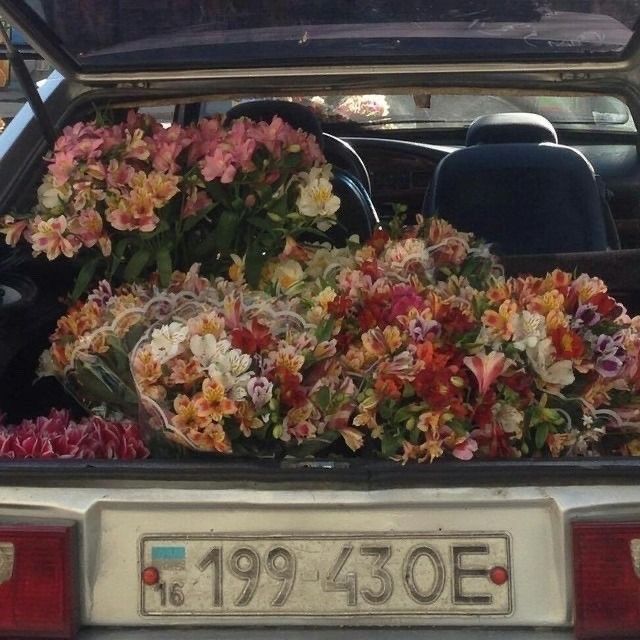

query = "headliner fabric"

[
  {"left": 424, "top": 143, "right": 609, "bottom": 255},
  {"left": 466, "top": 113, "right": 559, "bottom": 146}
]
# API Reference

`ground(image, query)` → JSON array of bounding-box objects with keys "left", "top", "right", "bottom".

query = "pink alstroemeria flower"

[
  {"left": 463, "top": 351, "right": 507, "bottom": 396},
  {"left": 0, "top": 215, "right": 29, "bottom": 247}
]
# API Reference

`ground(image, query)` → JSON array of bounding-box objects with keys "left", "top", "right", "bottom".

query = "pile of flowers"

[
  {"left": 0, "top": 410, "right": 148, "bottom": 459},
  {"left": 40, "top": 215, "right": 640, "bottom": 461},
  {"left": 1, "top": 110, "right": 339, "bottom": 296},
  {"left": 4, "top": 107, "right": 640, "bottom": 463}
]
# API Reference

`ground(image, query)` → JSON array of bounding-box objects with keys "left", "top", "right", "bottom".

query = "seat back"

[{"left": 424, "top": 143, "right": 609, "bottom": 255}]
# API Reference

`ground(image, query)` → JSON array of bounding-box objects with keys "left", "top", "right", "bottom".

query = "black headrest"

[
  {"left": 424, "top": 143, "right": 607, "bottom": 255},
  {"left": 466, "top": 113, "right": 558, "bottom": 146},
  {"left": 225, "top": 100, "right": 324, "bottom": 149}
]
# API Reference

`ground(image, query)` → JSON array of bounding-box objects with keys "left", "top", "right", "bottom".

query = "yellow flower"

[
  {"left": 383, "top": 326, "right": 403, "bottom": 353},
  {"left": 313, "top": 287, "right": 337, "bottom": 310},
  {"left": 546, "top": 309, "right": 569, "bottom": 331},
  {"left": 229, "top": 254, "right": 245, "bottom": 283},
  {"left": 417, "top": 411, "right": 441, "bottom": 436},
  {"left": 272, "top": 259, "right": 304, "bottom": 293}
]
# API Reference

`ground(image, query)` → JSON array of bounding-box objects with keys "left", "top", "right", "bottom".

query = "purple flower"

[
  {"left": 247, "top": 376, "right": 273, "bottom": 409},
  {"left": 573, "top": 303, "right": 600, "bottom": 329},
  {"left": 408, "top": 317, "right": 441, "bottom": 342},
  {"left": 596, "top": 355, "right": 625, "bottom": 378}
]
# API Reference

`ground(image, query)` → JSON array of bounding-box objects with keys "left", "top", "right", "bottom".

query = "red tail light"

[
  {"left": 0, "top": 524, "right": 77, "bottom": 638},
  {"left": 573, "top": 521, "right": 640, "bottom": 639}
]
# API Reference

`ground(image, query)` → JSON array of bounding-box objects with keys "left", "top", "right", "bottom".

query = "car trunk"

[{"left": 2, "top": 2, "right": 640, "bottom": 638}]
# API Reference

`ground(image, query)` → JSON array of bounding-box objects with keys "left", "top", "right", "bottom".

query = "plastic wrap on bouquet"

[
  {"left": 40, "top": 268, "right": 218, "bottom": 420},
  {"left": 129, "top": 285, "right": 345, "bottom": 456}
]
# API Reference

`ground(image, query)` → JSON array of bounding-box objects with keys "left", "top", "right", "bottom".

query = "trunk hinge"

[{"left": 0, "top": 21, "right": 56, "bottom": 146}]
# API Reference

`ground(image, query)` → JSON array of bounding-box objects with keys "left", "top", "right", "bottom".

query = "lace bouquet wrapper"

[
  {"left": 39, "top": 267, "right": 215, "bottom": 420},
  {"left": 129, "top": 280, "right": 351, "bottom": 456}
]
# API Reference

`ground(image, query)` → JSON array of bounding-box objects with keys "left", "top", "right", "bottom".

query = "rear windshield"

[
  {"left": 206, "top": 94, "right": 636, "bottom": 132},
  {"left": 15, "top": 0, "right": 640, "bottom": 71}
]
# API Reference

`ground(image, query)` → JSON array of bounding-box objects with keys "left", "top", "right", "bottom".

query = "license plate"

[{"left": 139, "top": 533, "right": 512, "bottom": 618}]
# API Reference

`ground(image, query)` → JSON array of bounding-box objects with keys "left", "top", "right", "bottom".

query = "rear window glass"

[
  {"left": 15, "top": 0, "right": 640, "bottom": 71},
  {"left": 205, "top": 94, "right": 636, "bottom": 132}
]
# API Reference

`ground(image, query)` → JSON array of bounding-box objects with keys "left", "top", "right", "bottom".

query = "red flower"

[
  {"left": 551, "top": 327, "right": 585, "bottom": 361},
  {"left": 231, "top": 319, "right": 272, "bottom": 355},
  {"left": 414, "top": 367, "right": 463, "bottom": 410},
  {"left": 274, "top": 367, "right": 307, "bottom": 409},
  {"left": 437, "top": 305, "right": 476, "bottom": 336},
  {"left": 374, "top": 375, "right": 403, "bottom": 400},
  {"left": 368, "top": 227, "right": 390, "bottom": 254},
  {"left": 360, "top": 260, "right": 380, "bottom": 280},
  {"left": 327, "top": 295, "right": 352, "bottom": 318},
  {"left": 470, "top": 422, "right": 515, "bottom": 458}
]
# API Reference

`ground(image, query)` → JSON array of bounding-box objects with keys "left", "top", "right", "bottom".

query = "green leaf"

[
  {"left": 124, "top": 248, "right": 151, "bottom": 282},
  {"left": 248, "top": 216, "right": 276, "bottom": 232},
  {"left": 245, "top": 243, "right": 268, "bottom": 288},
  {"left": 314, "top": 386, "right": 331, "bottom": 411},
  {"left": 205, "top": 180, "right": 229, "bottom": 203},
  {"left": 381, "top": 429, "right": 404, "bottom": 458},
  {"left": 71, "top": 258, "right": 100, "bottom": 300},
  {"left": 156, "top": 247, "right": 172, "bottom": 288},
  {"left": 315, "top": 318, "right": 335, "bottom": 343},
  {"left": 215, "top": 209, "right": 240, "bottom": 253},
  {"left": 535, "top": 423, "right": 550, "bottom": 451}
]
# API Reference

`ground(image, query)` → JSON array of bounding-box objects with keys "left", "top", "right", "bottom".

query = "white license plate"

[{"left": 139, "top": 533, "right": 512, "bottom": 618}]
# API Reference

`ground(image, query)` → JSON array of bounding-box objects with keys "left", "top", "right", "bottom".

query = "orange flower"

[
  {"left": 172, "top": 395, "right": 206, "bottom": 432},
  {"left": 132, "top": 347, "right": 162, "bottom": 387},
  {"left": 167, "top": 358, "right": 203, "bottom": 387},
  {"left": 482, "top": 300, "right": 517, "bottom": 340},
  {"left": 194, "top": 378, "right": 236, "bottom": 422},
  {"left": 374, "top": 375, "right": 403, "bottom": 400},
  {"left": 544, "top": 269, "right": 572, "bottom": 292},
  {"left": 187, "top": 423, "right": 231, "bottom": 453},
  {"left": 237, "top": 401, "right": 262, "bottom": 437}
]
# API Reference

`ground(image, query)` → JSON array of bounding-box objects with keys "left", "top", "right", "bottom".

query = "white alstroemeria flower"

[
  {"left": 492, "top": 403, "right": 524, "bottom": 438},
  {"left": 512, "top": 311, "right": 547, "bottom": 351},
  {"left": 527, "top": 337, "right": 575, "bottom": 388},
  {"left": 190, "top": 335, "right": 233, "bottom": 370},
  {"left": 296, "top": 165, "right": 340, "bottom": 230},
  {"left": 150, "top": 322, "right": 189, "bottom": 364},
  {"left": 37, "top": 177, "right": 71, "bottom": 209},
  {"left": 191, "top": 334, "right": 253, "bottom": 400}
]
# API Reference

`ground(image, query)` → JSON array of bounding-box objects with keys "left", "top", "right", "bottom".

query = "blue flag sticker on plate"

[{"left": 151, "top": 545, "right": 186, "bottom": 570}]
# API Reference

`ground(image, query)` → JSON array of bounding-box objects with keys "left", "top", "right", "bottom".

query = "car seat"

[{"left": 423, "top": 113, "right": 619, "bottom": 254}]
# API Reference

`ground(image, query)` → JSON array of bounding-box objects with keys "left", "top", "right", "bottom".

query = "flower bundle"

[
  {"left": 45, "top": 215, "right": 640, "bottom": 461},
  {"left": 0, "top": 409, "right": 148, "bottom": 459},
  {"left": 39, "top": 265, "right": 214, "bottom": 417},
  {"left": 1, "top": 110, "right": 339, "bottom": 296},
  {"left": 132, "top": 288, "right": 342, "bottom": 455}
]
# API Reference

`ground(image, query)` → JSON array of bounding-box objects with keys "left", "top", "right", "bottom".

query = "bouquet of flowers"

[
  {"left": 0, "top": 409, "right": 148, "bottom": 459},
  {"left": 1, "top": 111, "right": 340, "bottom": 297}
]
